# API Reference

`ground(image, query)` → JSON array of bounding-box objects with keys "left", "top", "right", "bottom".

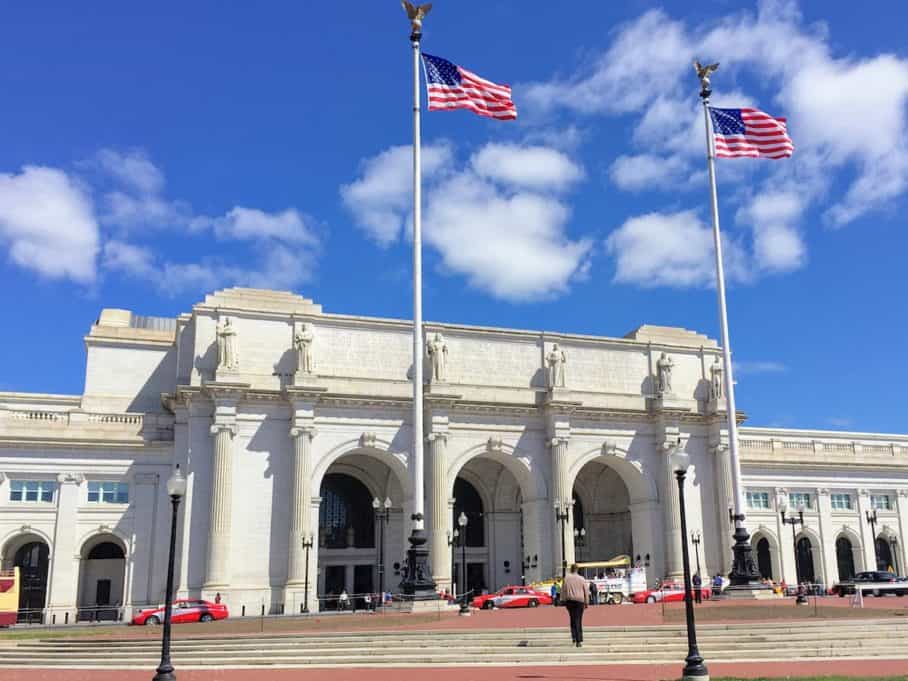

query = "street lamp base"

[
  {"left": 153, "top": 666, "right": 176, "bottom": 681},
  {"left": 729, "top": 524, "right": 764, "bottom": 587},
  {"left": 398, "top": 525, "right": 438, "bottom": 600},
  {"left": 682, "top": 655, "right": 710, "bottom": 681}
]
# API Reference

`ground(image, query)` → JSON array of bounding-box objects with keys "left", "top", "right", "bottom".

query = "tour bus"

[
  {"left": 0, "top": 568, "right": 19, "bottom": 626},
  {"left": 577, "top": 556, "right": 647, "bottom": 604}
]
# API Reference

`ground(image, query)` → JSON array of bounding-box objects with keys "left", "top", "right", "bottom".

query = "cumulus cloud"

[
  {"left": 343, "top": 142, "right": 592, "bottom": 301},
  {"left": 0, "top": 165, "right": 99, "bottom": 282},
  {"left": 525, "top": 0, "right": 908, "bottom": 286},
  {"left": 733, "top": 360, "right": 788, "bottom": 375}
]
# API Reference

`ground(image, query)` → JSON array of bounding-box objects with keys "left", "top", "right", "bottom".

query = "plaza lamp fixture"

[
  {"left": 691, "top": 531, "right": 702, "bottom": 577},
  {"left": 457, "top": 512, "right": 470, "bottom": 615},
  {"left": 153, "top": 465, "right": 187, "bottom": 681},
  {"left": 372, "top": 496, "right": 392, "bottom": 599},
  {"left": 670, "top": 443, "right": 709, "bottom": 681},
  {"left": 890, "top": 535, "right": 900, "bottom": 575},
  {"left": 865, "top": 509, "right": 880, "bottom": 570},
  {"left": 554, "top": 499, "right": 572, "bottom": 580},
  {"left": 446, "top": 528, "right": 460, "bottom": 594},
  {"left": 777, "top": 494, "right": 808, "bottom": 604},
  {"left": 301, "top": 535, "right": 314, "bottom": 614}
]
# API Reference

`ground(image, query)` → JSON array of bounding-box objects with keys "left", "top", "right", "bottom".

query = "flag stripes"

[{"left": 710, "top": 107, "right": 794, "bottom": 159}]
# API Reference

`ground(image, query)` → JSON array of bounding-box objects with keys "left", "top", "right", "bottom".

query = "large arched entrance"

[
  {"left": 315, "top": 451, "right": 406, "bottom": 610},
  {"left": 2, "top": 535, "right": 50, "bottom": 623},
  {"left": 756, "top": 538, "right": 773, "bottom": 580},
  {"left": 836, "top": 536, "right": 856, "bottom": 581},
  {"left": 796, "top": 536, "right": 816, "bottom": 584},
  {"left": 77, "top": 535, "right": 127, "bottom": 621},
  {"left": 572, "top": 461, "right": 633, "bottom": 563},
  {"left": 876, "top": 537, "right": 894, "bottom": 572}
]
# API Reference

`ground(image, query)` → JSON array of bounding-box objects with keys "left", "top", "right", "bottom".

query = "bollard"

[
  {"left": 52, "top": 614, "right": 56, "bottom": 625},
  {"left": 261, "top": 604, "right": 265, "bottom": 616},
  {"left": 64, "top": 612, "right": 69, "bottom": 624},
  {"left": 241, "top": 605, "right": 246, "bottom": 617}
]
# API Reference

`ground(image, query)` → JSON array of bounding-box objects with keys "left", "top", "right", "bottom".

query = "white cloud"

[
  {"left": 736, "top": 191, "right": 806, "bottom": 272},
  {"left": 102, "top": 240, "right": 155, "bottom": 277},
  {"left": 606, "top": 210, "right": 748, "bottom": 288},
  {"left": 193, "top": 206, "right": 318, "bottom": 245},
  {"left": 609, "top": 154, "right": 690, "bottom": 192},
  {"left": 470, "top": 144, "right": 583, "bottom": 191},
  {"left": 93, "top": 149, "right": 165, "bottom": 195},
  {"left": 340, "top": 143, "right": 453, "bottom": 245},
  {"left": 0, "top": 165, "right": 99, "bottom": 282},
  {"left": 343, "top": 142, "right": 593, "bottom": 301},
  {"left": 733, "top": 360, "right": 788, "bottom": 375}
]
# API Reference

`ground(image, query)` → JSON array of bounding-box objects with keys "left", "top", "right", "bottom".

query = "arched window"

[
  {"left": 453, "top": 477, "right": 484, "bottom": 547},
  {"left": 876, "top": 538, "right": 894, "bottom": 572},
  {"left": 87, "top": 542, "right": 125, "bottom": 560},
  {"left": 319, "top": 473, "right": 375, "bottom": 549},
  {"left": 796, "top": 536, "right": 815, "bottom": 583},
  {"left": 836, "top": 536, "right": 856, "bottom": 581},
  {"left": 756, "top": 537, "right": 772, "bottom": 580}
]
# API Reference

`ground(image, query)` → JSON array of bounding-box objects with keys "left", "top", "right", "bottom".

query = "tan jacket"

[{"left": 561, "top": 572, "right": 589, "bottom": 604}]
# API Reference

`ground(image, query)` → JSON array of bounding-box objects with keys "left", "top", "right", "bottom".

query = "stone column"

[
  {"left": 132, "top": 473, "right": 160, "bottom": 606},
  {"left": 549, "top": 436, "right": 575, "bottom": 572},
  {"left": 816, "top": 488, "right": 837, "bottom": 585},
  {"left": 426, "top": 431, "right": 450, "bottom": 589},
  {"left": 48, "top": 472, "right": 83, "bottom": 621},
  {"left": 712, "top": 443, "right": 733, "bottom": 575},
  {"left": 287, "top": 425, "right": 316, "bottom": 587},
  {"left": 662, "top": 442, "right": 683, "bottom": 580},
  {"left": 897, "top": 491, "right": 908, "bottom": 576},
  {"left": 205, "top": 421, "right": 236, "bottom": 589},
  {"left": 856, "top": 489, "right": 876, "bottom": 571}
]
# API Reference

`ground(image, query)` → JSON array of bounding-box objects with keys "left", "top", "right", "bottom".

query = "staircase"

[{"left": 2, "top": 619, "right": 907, "bottom": 668}]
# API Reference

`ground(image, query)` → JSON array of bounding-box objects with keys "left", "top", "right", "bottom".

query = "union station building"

[{"left": 1, "top": 287, "right": 906, "bottom": 618}]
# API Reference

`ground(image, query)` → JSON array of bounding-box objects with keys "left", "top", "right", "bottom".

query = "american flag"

[
  {"left": 709, "top": 107, "right": 794, "bottom": 159},
  {"left": 421, "top": 53, "right": 517, "bottom": 120}
]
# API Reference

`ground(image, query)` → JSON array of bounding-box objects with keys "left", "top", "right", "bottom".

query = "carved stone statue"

[
  {"left": 694, "top": 60, "right": 719, "bottom": 95},
  {"left": 426, "top": 332, "right": 448, "bottom": 382},
  {"left": 216, "top": 318, "right": 239, "bottom": 372},
  {"left": 401, "top": 1, "right": 432, "bottom": 33},
  {"left": 656, "top": 352, "right": 673, "bottom": 394},
  {"left": 546, "top": 343, "right": 566, "bottom": 389},
  {"left": 709, "top": 356, "right": 724, "bottom": 400},
  {"left": 294, "top": 323, "right": 315, "bottom": 375}
]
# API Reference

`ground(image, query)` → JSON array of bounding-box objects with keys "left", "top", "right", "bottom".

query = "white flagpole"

[
  {"left": 411, "top": 27, "right": 425, "bottom": 534},
  {"left": 698, "top": 69, "right": 759, "bottom": 588}
]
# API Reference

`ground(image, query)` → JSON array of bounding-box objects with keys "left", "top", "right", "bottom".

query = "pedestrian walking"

[
  {"left": 693, "top": 572, "right": 702, "bottom": 604},
  {"left": 550, "top": 582, "right": 559, "bottom": 607},
  {"left": 562, "top": 564, "right": 590, "bottom": 648},
  {"left": 589, "top": 580, "right": 598, "bottom": 606}
]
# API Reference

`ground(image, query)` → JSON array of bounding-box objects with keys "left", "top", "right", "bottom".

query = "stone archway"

[
  {"left": 836, "top": 536, "right": 856, "bottom": 581},
  {"left": 77, "top": 534, "right": 127, "bottom": 621},
  {"left": 2, "top": 533, "right": 50, "bottom": 623},
  {"left": 572, "top": 463, "right": 632, "bottom": 564},
  {"left": 749, "top": 528, "right": 781, "bottom": 583}
]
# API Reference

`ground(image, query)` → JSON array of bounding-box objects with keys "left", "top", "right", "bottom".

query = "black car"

[{"left": 835, "top": 571, "right": 903, "bottom": 597}]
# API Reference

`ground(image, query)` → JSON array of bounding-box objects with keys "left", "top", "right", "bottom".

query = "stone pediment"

[
  {"left": 623, "top": 324, "right": 717, "bottom": 348},
  {"left": 200, "top": 288, "right": 322, "bottom": 315}
]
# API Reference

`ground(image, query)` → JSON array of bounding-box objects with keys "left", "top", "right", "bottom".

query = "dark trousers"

[
  {"left": 694, "top": 588, "right": 702, "bottom": 604},
  {"left": 565, "top": 600, "right": 585, "bottom": 643}
]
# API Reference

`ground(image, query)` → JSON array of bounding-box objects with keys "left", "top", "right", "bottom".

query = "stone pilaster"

[
  {"left": 48, "top": 472, "right": 83, "bottom": 620},
  {"left": 132, "top": 472, "right": 160, "bottom": 605},
  {"left": 856, "top": 489, "right": 876, "bottom": 571},
  {"left": 897, "top": 490, "right": 908, "bottom": 575},
  {"left": 711, "top": 440, "right": 732, "bottom": 576},
  {"left": 549, "top": 436, "right": 575, "bottom": 572},
  {"left": 287, "top": 425, "right": 316, "bottom": 585},
  {"left": 816, "top": 488, "right": 836, "bottom": 584},
  {"left": 205, "top": 420, "right": 236, "bottom": 589},
  {"left": 426, "top": 431, "right": 450, "bottom": 588},
  {"left": 660, "top": 429, "right": 684, "bottom": 580}
]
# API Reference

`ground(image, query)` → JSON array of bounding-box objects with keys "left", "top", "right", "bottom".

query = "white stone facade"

[{"left": 1, "top": 288, "right": 906, "bottom": 618}]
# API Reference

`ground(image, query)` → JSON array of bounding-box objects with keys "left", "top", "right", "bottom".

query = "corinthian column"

[
  {"left": 287, "top": 425, "right": 316, "bottom": 585},
  {"left": 426, "top": 431, "right": 449, "bottom": 588},
  {"left": 663, "top": 442, "right": 683, "bottom": 580},
  {"left": 550, "top": 436, "right": 575, "bottom": 570},
  {"left": 206, "top": 422, "right": 236, "bottom": 588}
]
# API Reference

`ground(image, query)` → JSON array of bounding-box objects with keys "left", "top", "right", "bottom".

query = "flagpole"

[
  {"left": 698, "top": 67, "right": 762, "bottom": 590},
  {"left": 399, "top": 2, "right": 436, "bottom": 601}
]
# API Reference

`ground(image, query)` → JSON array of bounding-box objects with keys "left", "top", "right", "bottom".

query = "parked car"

[
  {"left": 631, "top": 580, "right": 712, "bottom": 604},
  {"left": 471, "top": 586, "right": 552, "bottom": 610},
  {"left": 132, "top": 599, "right": 228, "bottom": 625},
  {"left": 832, "top": 571, "right": 903, "bottom": 597}
]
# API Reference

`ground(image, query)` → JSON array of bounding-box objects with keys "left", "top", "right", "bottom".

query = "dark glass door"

[
  {"left": 324, "top": 565, "right": 346, "bottom": 609},
  {"left": 467, "top": 562, "right": 486, "bottom": 594},
  {"left": 14, "top": 542, "right": 48, "bottom": 623}
]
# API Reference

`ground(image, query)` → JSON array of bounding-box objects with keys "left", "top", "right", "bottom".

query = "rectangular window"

[
  {"left": 830, "top": 493, "right": 852, "bottom": 510},
  {"left": 9, "top": 480, "right": 54, "bottom": 503},
  {"left": 870, "top": 494, "right": 891, "bottom": 510},
  {"left": 87, "top": 481, "right": 129, "bottom": 504},
  {"left": 789, "top": 492, "right": 812, "bottom": 510},
  {"left": 746, "top": 491, "right": 770, "bottom": 509}
]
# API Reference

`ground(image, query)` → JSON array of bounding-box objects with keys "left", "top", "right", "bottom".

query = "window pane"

[
  {"left": 10, "top": 481, "right": 22, "bottom": 501},
  {"left": 39, "top": 484, "right": 53, "bottom": 502},
  {"left": 116, "top": 483, "right": 128, "bottom": 504}
]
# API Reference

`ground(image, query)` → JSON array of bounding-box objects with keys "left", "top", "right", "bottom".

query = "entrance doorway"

[
  {"left": 796, "top": 536, "right": 816, "bottom": 584},
  {"left": 13, "top": 542, "right": 49, "bottom": 623}
]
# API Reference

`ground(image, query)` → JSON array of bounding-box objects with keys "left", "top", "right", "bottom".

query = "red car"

[
  {"left": 132, "top": 599, "right": 228, "bottom": 625},
  {"left": 632, "top": 580, "right": 712, "bottom": 604},
  {"left": 471, "top": 586, "right": 553, "bottom": 610}
]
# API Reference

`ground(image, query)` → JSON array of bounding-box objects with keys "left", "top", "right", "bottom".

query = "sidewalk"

[{"left": 4, "top": 659, "right": 908, "bottom": 681}]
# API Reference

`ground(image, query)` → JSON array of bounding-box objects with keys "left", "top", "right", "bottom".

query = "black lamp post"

[
  {"left": 890, "top": 535, "right": 900, "bottom": 576},
  {"left": 670, "top": 445, "right": 709, "bottom": 681},
  {"left": 691, "top": 531, "right": 702, "bottom": 576},
  {"left": 554, "top": 499, "right": 571, "bottom": 580},
  {"left": 573, "top": 527, "right": 586, "bottom": 562},
  {"left": 777, "top": 494, "right": 807, "bottom": 604},
  {"left": 301, "top": 535, "right": 313, "bottom": 614},
  {"left": 153, "top": 465, "right": 186, "bottom": 681},
  {"left": 446, "top": 528, "right": 459, "bottom": 595},
  {"left": 521, "top": 554, "right": 537, "bottom": 586},
  {"left": 866, "top": 509, "right": 879, "bottom": 570},
  {"left": 457, "top": 512, "right": 470, "bottom": 615},
  {"left": 373, "top": 496, "right": 392, "bottom": 598}
]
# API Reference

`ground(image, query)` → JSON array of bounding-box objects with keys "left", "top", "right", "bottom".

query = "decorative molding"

[
  {"left": 209, "top": 423, "right": 237, "bottom": 437},
  {"left": 56, "top": 472, "right": 84, "bottom": 485},
  {"left": 857, "top": 488, "right": 871, "bottom": 497},
  {"left": 289, "top": 425, "right": 317, "bottom": 440},
  {"left": 548, "top": 436, "right": 569, "bottom": 448},
  {"left": 898, "top": 489, "right": 908, "bottom": 498},
  {"left": 486, "top": 435, "right": 504, "bottom": 452},
  {"left": 817, "top": 487, "right": 831, "bottom": 496},
  {"left": 602, "top": 441, "right": 617, "bottom": 456},
  {"left": 359, "top": 432, "right": 378, "bottom": 449},
  {"left": 427, "top": 432, "right": 448, "bottom": 444},
  {"left": 98, "top": 523, "right": 111, "bottom": 533},
  {"left": 20, "top": 524, "right": 31, "bottom": 533}
]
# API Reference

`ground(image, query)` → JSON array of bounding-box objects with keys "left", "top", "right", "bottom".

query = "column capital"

[
  {"left": 427, "top": 432, "right": 448, "bottom": 443},
  {"left": 857, "top": 488, "right": 871, "bottom": 497},
  {"left": 290, "top": 425, "right": 317, "bottom": 440},
  {"left": 56, "top": 472, "right": 84, "bottom": 485},
  {"left": 816, "top": 487, "right": 831, "bottom": 496},
  {"left": 548, "top": 436, "right": 569, "bottom": 448},
  {"left": 897, "top": 489, "right": 908, "bottom": 498},
  {"left": 210, "top": 422, "right": 236, "bottom": 437}
]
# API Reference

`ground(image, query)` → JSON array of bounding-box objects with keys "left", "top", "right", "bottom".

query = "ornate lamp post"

[
  {"left": 866, "top": 509, "right": 879, "bottom": 570},
  {"left": 691, "top": 531, "right": 702, "bottom": 576},
  {"left": 554, "top": 499, "right": 571, "bottom": 580},
  {"left": 670, "top": 444, "right": 709, "bottom": 681},
  {"left": 446, "top": 528, "right": 459, "bottom": 595},
  {"left": 153, "top": 465, "right": 187, "bottom": 681},
  {"left": 890, "top": 535, "right": 900, "bottom": 575},
  {"left": 777, "top": 494, "right": 807, "bottom": 604},
  {"left": 521, "top": 555, "right": 538, "bottom": 586},
  {"left": 457, "top": 512, "right": 470, "bottom": 615},
  {"left": 373, "top": 496, "right": 392, "bottom": 598},
  {"left": 573, "top": 527, "right": 586, "bottom": 561},
  {"left": 301, "top": 535, "right": 313, "bottom": 614}
]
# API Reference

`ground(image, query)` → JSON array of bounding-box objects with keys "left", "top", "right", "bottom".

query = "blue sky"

[{"left": 1, "top": 1, "right": 906, "bottom": 433}]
